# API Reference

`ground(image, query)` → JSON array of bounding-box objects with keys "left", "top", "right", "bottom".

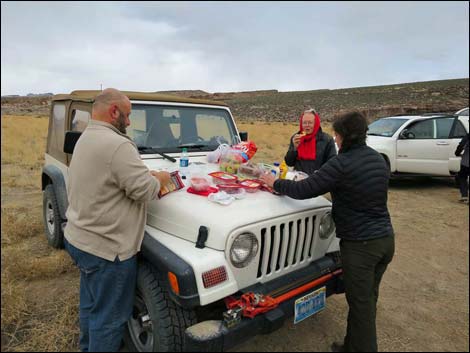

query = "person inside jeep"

[
  {"left": 284, "top": 108, "right": 337, "bottom": 175},
  {"left": 63, "top": 88, "right": 171, "bottom": 352}
]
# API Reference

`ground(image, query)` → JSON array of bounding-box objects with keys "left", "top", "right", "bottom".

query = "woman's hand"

[
  {"left": 259, "top": 171, "right": 276, "bottom": 188},
  {"left": 293, "top": 131, "right": 306, "bottom": 150}
]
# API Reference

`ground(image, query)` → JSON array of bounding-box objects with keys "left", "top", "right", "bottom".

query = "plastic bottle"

[
  {"left": 279, "top": 160, "right": 288, "bottom": 179},
  {"left": 179, "top": 148, "right": 189, "bottom": 179},
  {"left": 271, "top": 162, "right": 280, "bottom": 179}
]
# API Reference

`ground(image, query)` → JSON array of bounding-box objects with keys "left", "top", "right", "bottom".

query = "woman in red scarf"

[{"left": 284, "top": 108, "right": 337, "bottom": 175}]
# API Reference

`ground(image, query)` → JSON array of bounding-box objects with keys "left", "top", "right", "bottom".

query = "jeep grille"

[{"left": 257, "top": 215, "right": 317, "bottom": 278}]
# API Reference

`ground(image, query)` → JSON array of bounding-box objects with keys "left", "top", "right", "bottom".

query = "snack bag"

[
  {"left": 207, "top": 143, "right": 230, "bottom": 164},
  {"left": 232, "top": 141, "right": 257, "bottom": 162},
  {"left": 219, "top": 148, "right": 245, "bottom": 174},
  {"left": 158, "top": 171, "right": 185, "bottom": 198}
]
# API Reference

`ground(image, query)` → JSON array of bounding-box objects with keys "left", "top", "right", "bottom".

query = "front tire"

[
  {"left": 124, "top": 262, "right": 197, "bottom": 352},
  {"left": 42, "top": 184, "right": 65, "bottom": 248}
]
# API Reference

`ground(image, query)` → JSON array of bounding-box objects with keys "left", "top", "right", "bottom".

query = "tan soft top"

[{"left": 52, "top": 90, "right": 228, "bottom": 107}]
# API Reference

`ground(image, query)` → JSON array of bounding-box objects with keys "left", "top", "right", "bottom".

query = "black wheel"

[
  {"left": 42, "top": 184, "right": 65, "bottom": 248},
  {"left": 124, "top": 262, "right": 197, "bottom": 352}
]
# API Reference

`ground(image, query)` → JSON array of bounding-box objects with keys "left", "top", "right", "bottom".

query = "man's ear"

[{"left": 109, "top": 104, "right": 118, "bottom": 120}]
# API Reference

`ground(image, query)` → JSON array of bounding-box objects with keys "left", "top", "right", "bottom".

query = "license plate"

[{"left": 294, "top": 287, "right": 326, "bottom": 324}]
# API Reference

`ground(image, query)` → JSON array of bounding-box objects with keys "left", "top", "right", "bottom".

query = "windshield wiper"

[
  {"left": 177, "top": 143, "right": 207, "bottom": 150},
  {"left": 137, "top": 146, "right": 176, "bottom": 163},
  {"left": 367, "top": 133, "right": 385, "bottom": 136}
]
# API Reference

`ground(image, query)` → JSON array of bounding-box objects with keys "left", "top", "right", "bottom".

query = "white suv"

[{"left": 366, "top": 112, "right": 469, "bottom": 176}]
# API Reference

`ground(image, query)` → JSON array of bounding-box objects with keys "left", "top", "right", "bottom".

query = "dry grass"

[{"left": 1, "top": 115, "right": 80, "bottom": 351}]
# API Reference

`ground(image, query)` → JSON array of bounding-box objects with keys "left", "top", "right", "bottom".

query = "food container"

[
  {"left": 285, "top": 171, "right": 309, "bottom": 181},
  {"left": 238, "top": 179, "right": 260, "bottom": 193},
  {"left": 190, "top": 176, "right": 210, "bottom": 192},
  {"left": 217, "top": 183, "right": 244, "bottom": 194},
  {"left": 208, "top": 171, "right": 238, "bottom": 185},
  {"left": 237, "top": 162, "right": 263, "bottom": 180}
]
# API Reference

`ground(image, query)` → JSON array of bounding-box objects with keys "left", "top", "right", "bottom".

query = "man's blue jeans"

[{"left": 64, "top": 238, "right": 137, "bottom": 352}]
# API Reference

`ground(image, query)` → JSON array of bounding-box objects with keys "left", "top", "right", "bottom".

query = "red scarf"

[{"left": 297, "top": 112, "right": 321, "bottom": 160}]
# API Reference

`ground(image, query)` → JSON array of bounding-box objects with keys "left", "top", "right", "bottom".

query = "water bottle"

[
  {"left": 271, "top": 162, "right": 280, "bottom": 179},
  {"left": 179, "top": 148, "right": 189, "bottom": 179}
]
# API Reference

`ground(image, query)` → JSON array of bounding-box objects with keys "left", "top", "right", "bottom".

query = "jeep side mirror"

[
  {"left": 239, "top": 131, "right": 248, "bottom": 142},
  {"left": 64, "top": 131, "right": 82, "bottom": 154},
  {"left": 400, "top": 129, "right": 415, "bottom": 139}
]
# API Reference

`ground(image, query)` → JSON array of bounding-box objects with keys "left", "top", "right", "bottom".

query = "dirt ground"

[{"left": 1, "top": 117, "right": 468, "bottom": 352}]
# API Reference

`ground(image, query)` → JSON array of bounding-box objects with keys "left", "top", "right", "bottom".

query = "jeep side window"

[
  {"left": 435, "top": 118, "right": 454, "bottom": 139},
  {"left": 406, "top": 119, "right": 434, "bottom": 139},
  {"left": 47, "top": 103, "right": 67, "bottom": 163},
  {"left": 71, "top": 109, "right": 90, "bottom": 132}
]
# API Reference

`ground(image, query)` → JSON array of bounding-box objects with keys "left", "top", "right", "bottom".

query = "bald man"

[{"left": 63, "top": 88, "right": 170, "bottom": 352}]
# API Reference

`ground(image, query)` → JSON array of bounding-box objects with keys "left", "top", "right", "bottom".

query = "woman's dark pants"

[{"left": 340, "top": 235, "right": 395, "bottom": 352}]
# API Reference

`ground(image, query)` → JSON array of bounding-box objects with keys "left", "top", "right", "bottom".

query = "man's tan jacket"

[{"left": 64, "top": 120, "right": 160, "bottom": 261}]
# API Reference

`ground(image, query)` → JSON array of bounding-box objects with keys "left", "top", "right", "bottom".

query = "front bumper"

[{"left": 184, "top": 255, "right": 344, "bottom": 352}]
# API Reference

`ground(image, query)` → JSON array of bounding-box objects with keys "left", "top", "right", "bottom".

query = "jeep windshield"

[
  {"left": 367, "top": 118, "right": 408, "bottom": 137},
  {"left": 127, "top": 104, "right": 239, "bottom": 153}
]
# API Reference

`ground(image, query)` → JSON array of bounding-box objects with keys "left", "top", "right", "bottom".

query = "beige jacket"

[{"left": 64, "top": 120, "right": 160, "bottom": 261}]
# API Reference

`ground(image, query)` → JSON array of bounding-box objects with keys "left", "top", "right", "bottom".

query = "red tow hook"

[
  {"left": 225, "top": 292, "right": 278, "bottom": 319},
  {"left": 224, "top": 269, "right": 343, "bottom": 321}
]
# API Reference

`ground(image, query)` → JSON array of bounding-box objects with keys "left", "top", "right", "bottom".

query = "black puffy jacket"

[
  {"left": 274, "top": 143, "right": 394, "bottom": 241},
  {"left": 284, "top": 129, "right": 337, "bottom": 175}
]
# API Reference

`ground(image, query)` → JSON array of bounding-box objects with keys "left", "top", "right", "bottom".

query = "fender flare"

[
  {"left": 42, "top": 165, "right": 68, "bottom": 220},
  {"left": 140, "top": 232, "right": 200, "bottom": 308}
]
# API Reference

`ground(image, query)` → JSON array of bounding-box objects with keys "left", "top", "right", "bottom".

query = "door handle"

[{"left": 436, "top": 141, "right": 449, "bottom": 146}]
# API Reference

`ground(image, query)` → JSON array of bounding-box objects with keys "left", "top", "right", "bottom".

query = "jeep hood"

[{"left": 143, "top": 157, "right": 331, "bottom": 251}]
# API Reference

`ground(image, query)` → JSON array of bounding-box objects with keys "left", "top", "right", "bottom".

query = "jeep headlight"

[
  {"left": 230, "top": 232, "right": 259, "bottom": 268},
  {"left": 319, "top": 212, "right": 335, "bottom": 239}
]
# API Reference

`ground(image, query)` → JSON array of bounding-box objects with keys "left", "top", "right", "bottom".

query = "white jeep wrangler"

[{"left": 42, "top": 91, "right": 344, "bottom": 352}]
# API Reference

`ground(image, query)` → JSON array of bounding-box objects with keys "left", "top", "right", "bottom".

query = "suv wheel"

[
  {"left": 43, "top": 184, "right": 64, "bottom": 248},
  {"left": 124, "top": 262, "right": 197, "bottom": 352}
]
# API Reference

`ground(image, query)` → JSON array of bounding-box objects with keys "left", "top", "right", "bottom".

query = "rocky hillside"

[{"left": 2, "top": 78, "right": 468, "bottom": 122}]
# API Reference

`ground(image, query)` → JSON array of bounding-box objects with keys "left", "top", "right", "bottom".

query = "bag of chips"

[{"left": 232, "top": 141, "right": 257, "bottom": 162}]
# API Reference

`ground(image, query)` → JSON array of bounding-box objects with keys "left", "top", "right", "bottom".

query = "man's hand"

[
  {"left": 259, "top": 171, "right": 276, "bottom": 188},
  {"left": 150, "top": 170, "right": 171, "bottom": 186}
]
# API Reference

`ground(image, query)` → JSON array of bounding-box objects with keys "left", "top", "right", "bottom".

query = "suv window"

[
  {"left": 450, "top": 119, "right": 467, "bottom": 138},
  {"left": 367, "top": 118, "right": 408, "bottom": 137},
  {"left": 457, "top": 108, "right": 469, "bottom": 116},
  {"left": 71, "top": 109, "right": 90, "bottom": 132},
  {"left": 435, "top": 118, "right": 454, "bottom": 139},
  {"left": 406, "top": 119, "right": 434, "bottom": 139}
]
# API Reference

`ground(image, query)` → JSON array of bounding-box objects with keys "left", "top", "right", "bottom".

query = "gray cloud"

[{"left": 1, "top": 1, "right": 468, "bottom": 95}]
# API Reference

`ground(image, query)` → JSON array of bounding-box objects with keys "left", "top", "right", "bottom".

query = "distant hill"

[{"left": 2, "top": 78, "right": 468, "bottom": 121}]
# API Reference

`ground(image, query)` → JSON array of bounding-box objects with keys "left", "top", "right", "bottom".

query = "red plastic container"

[
  {"left": 208, "top": 171, "right": 238, "bottom": 185},
  {"left": 217, "top": 184, "right": 243, "bottom": 194},
  {"left": 190, "top": 176, "right": 210, "bottom": 192},
  {"left": 238, "top": 179, "right": 261, "bottom": 193}
]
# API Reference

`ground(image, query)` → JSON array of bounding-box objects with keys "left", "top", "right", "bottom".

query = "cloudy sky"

[{"left": 1, "top": 1, "right": 468, "bottom": 96}]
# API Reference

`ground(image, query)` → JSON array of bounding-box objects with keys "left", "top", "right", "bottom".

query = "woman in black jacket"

[{"left": 261, "top": 112, "right": 395, "bottom": 352}]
